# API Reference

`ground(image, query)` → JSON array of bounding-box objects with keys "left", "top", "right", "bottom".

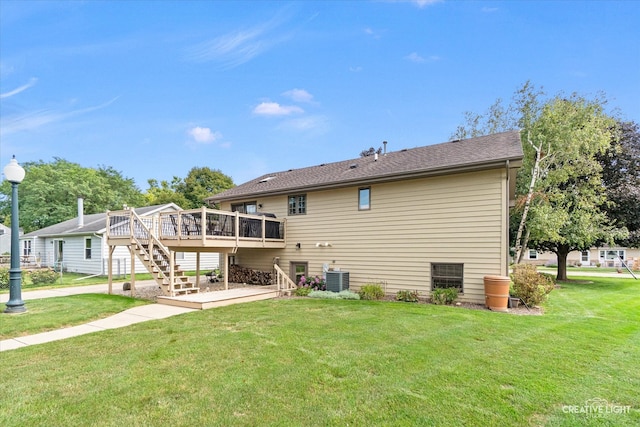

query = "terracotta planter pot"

[{"left": 484, "top": 275, "right": 511, "bottom": 312}]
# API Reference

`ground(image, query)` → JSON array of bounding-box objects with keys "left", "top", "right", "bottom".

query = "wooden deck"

[
  {"left": 106, "top": 207, "right": 287, "bottom": 251},
  {"left": 157, "top": 286, "right": 281, "bottom": 310}
]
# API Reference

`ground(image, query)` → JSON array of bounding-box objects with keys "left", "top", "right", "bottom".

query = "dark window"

[
  {"left": 85, "top": 238, "right": 92, "bottom": 260},
  {"left": 23, "top": 240, "right": 32, "bottom": 256},
  {"left": 231, "top": 202, "right": 257, "bottom": 214},
  {"left": 431, "top": 263, "right": 463, "bottom": 291},
  {"left": 288, "top": 194, "right": 306, "bottom": 215},
  {"left": 290, "top": 262, "right": 308, "bottom": 285},
  {"left": 359, "top": 187, "right": 370, "bottom": 210}
]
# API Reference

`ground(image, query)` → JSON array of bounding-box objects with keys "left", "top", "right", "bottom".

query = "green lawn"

[
  {"left": 1, "top": 294, "right": 150, "bottom": 339},
  {"left": 1, "top": 276, "right": 638, "bottom": 426}
]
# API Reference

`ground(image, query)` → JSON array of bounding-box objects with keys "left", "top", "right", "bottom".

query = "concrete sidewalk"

[
  {"left": 1, "top": 282, "right": 196, "bottom": 352},
  {"left": 0, "top": 279, "right": 160, "bottom": 303}
]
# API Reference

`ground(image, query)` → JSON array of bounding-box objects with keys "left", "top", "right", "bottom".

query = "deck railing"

[
  {"left": 158, "top": 207, "right": 285, "bottom": 245},
  {"left": 107, "top": 207, "right": 286, "bottom": 248},
  {"left": 274, "top": 263, "right": 297, "bottom": 292},
  {"left": 106, "top": 209, "right": 154, "bottom": 239}
]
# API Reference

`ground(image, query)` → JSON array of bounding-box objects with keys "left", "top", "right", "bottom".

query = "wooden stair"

[{"left": 133, "top": 241, "right": 199, "bottom": 297}]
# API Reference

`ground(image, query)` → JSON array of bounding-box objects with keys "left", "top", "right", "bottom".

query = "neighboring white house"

[
  {"left": 20, "top": 201, "right": 219, "bottom": 276},
  {"left": 0, "top": 223, "right": 13, "bottom": 255},
  {"left": 524, "top": 247, "right": 640, "bottom": 269}
]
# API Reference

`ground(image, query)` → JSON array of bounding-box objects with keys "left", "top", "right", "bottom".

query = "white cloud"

[
  {"left": 187, "top": 126, "right": 221, "bottom": 144},
  {"left": 384, "top": 0, "right": 442, "bottom": 8},
  {"left": 412, "top": 0, "right": 442, "bottom": 8},
  {"left": 405, "top": 52, "right": 441, "bottom": 63},
  {"left": 349, "top": 66, "right": 363, "bottom": 72},
  {"left": 0, "top": 97, "right": 119, "bottom": 137},
  {"left": 184, "top": 11, "right": 292, "bottom": 68},
  {"left": 363, "top": 27, "right": 384, "bottom": 39},
  {"left": 482, "top": 7, "right": 499, "bottom": 13},
  {"left": 253, "top": 102, "right": 303, "bottom": 116},
  {"left": 0, "top": 77, "right": 38, "bottom": 99},
  {"left": 282, "top": 88, "right": 314, "bottom": 103},
  {"left": 278, "top": 115, "right": 329, "bottom": 133},
  {"left": 405, "top": 52, "right": 425, "bottom": 63}
]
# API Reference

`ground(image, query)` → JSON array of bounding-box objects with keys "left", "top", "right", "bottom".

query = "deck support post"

[
  {"left": 224, "top": 251, "right": 229, "bottom": 290},
  {"left": 130, "top": 246, "right": 136, "bottom": 297},
  {"left": 196, "top": 252, "right": 201, "bottom": 290},
  {"left": 108, "top": 246, "right": 115, "bottom": 294},
  {"left": 170, "top": 250, "right": 175, "bottom": 296}
]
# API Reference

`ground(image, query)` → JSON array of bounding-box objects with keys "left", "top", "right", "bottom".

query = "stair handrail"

[
  {"left": 273, "top": 263, "right": 297, "bottom": 292},
  {"left": 128, "top": 209, "right": 175, "bottom": 289}
]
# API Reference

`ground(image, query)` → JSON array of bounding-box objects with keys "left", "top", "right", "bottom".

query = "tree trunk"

[
  {"left": 517, "top": 229, "right": 530, "bottom": 264},
  {"left": 556, "top": 245, "right": 570, "bottom": 281},
  {"left": 514, "top": 132, "right": 544, "bottom": 263}
]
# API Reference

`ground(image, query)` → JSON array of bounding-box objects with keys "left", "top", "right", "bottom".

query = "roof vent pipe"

[
  {"left": 374, "top": 153, "right": 378, "bottom": 161},
  {"left": 78, "top": 197, "right": 84, "bottom": 228},
  {"left": 383, "top": 141, "right": 387, "bottom": 155}
]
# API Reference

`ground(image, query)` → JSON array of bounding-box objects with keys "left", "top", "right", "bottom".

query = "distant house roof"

[
  {"left": 21, "top": 203, "right": 181, "bottom": 238},
  {"left": 207, "top": 131, "right": 523, "bottom": 203}
]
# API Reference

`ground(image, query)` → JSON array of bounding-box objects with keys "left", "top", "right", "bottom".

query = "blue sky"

[{"left": 1, "top": 0, "right": 639, "bottom": 190}]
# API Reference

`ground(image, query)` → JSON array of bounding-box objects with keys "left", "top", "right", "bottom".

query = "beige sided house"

[{"left": 206, "top": 131, "right": 523, "bottom": 303}]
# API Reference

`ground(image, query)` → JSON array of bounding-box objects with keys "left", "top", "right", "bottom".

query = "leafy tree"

[
  {"left": 360, "top": 146, "right": 382, "bottom": 157},
  {"left": 452, "top": 83, "right": 627, "bottom": 280},
  {"left": 451, "top": 97, "right": 516, "bottom": 141},
  {"left": 176, "top": 167, "right": 234, "bottom": 208},
  {"left": 144, "top": 178, "right": 190, "bottom": 208},
  {"left": 597, "top": 121, "right": 640, "bottom": 247},
  {"left": 0, "top": 158, "right": 145, "bottom": 233},
  {"left": 145, "top": 167, "right": 234, "bottom": 209},
  {"left": 523, "top": 95, "right": 625, "bottom": 280},
  {"left": 451, "top": 81, "right": 545, "bottom": 260}
]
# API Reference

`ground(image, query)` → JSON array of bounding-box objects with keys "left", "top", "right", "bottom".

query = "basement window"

[{"left": 431, "top": 263, "right": 463, "bottom": 292}]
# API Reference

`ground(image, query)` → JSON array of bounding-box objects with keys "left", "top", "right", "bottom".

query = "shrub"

[
  {"left": 337, "top": 290, "right": 360, "bottom": 300},
  {"left": 297, "top": 275, "right": 326, "bottom": 291},
  {"left": 308, "top": 290, "right": 361, "bottom": 300},
  {"left": 293, "top": 286, "right": 313, "bottom": 297},
  {"left": 29, "top": 268, "right": 59, "bottom": 285},
  {"left": 0, "top": 267, "right": 27, "bottom": 289},
  {"left": 358, "top": 283, "right": 385, "bottom": 300},
  {"left": 308, "top": 290, "right": 339, "bottom": 299},
  {"left": 431, "top": 288, "right": 459, "bottom": 305},
  {"left": 0, "top": 267, "right": 9, "bottom": 289},
  {"left": 511, "top": 264, "right": 555, "bottom": 306},
  {"left": 396, "top": 289, "right": 419, "bottom": 303}
]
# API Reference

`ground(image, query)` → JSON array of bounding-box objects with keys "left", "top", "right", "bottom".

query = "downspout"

[
  {"left": 93, "top": 233, "right": 104, "bottom": 275},
  {"left": 505, "top": 160, "right": 510, "bottom": 276}
]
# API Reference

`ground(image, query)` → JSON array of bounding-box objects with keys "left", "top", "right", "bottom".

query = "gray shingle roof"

[
  {"left": 21, "top": 204, "right": 180, "bottom": 238},
  {"left": 207, "top": 131, "right": 523, "bottom": 203}
]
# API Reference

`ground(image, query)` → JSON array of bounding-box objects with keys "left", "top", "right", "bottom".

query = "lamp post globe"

[{"left": 3, "top": 155, "right": 26, "bottom": 314}]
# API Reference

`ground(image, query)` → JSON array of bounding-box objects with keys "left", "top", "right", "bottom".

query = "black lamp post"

[{"left": 3, "top": 155, "right": 26, "bottom": 314}]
